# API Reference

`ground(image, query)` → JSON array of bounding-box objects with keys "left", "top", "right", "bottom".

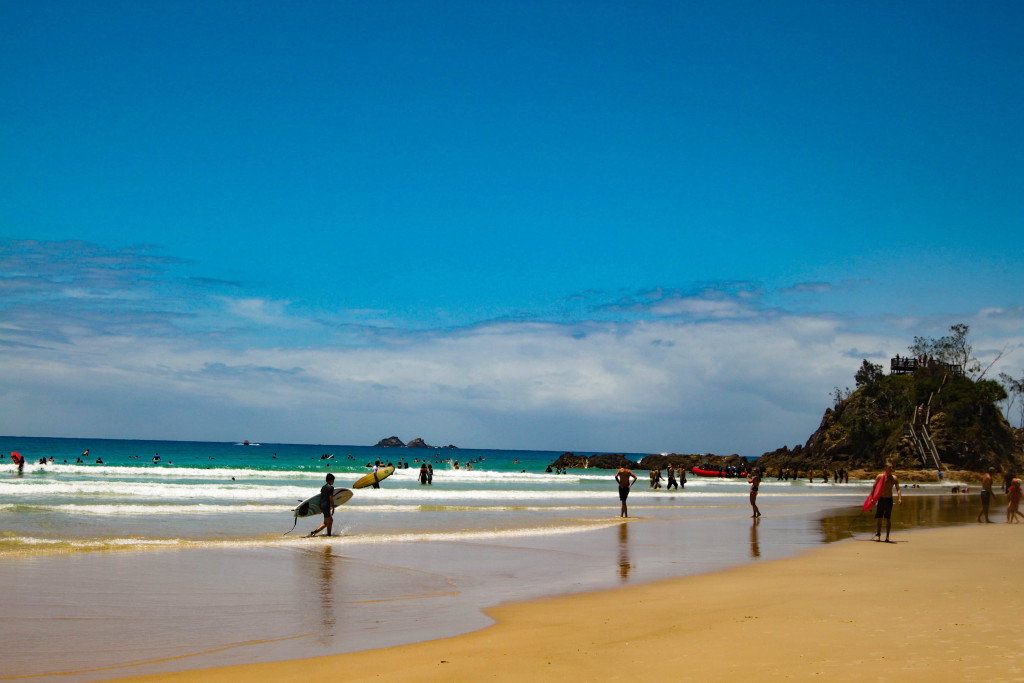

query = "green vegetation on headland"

[
  {"left": 550, "top": 325, "right": 1024, "bottom": 480},
  {"left": 758, "top": 368, "right": 1018, "bottom": 478},
  {"left": 758, "top": 324, "right": 1023, "bottom": 480}
]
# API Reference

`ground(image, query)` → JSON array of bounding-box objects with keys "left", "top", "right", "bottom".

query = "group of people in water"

[
  {"left": 646, "top": 466, "right": 688, "bottom": 490},
  {"left": 769, "top": 468, "right": 850, "bottom": 483},
  {"left": 613, "top": 464, "right": 761, "bottom": 518},
  {"left": 975, "top": 467, "right": 1024, "bottom": 524},
  {"left": 7, "top": 450, "right": 107, "bottom": 470}
]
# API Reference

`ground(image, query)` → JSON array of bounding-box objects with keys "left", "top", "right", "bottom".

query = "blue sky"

[{"left": 2, "top": 1, "right": 1023, "bottom": 453}]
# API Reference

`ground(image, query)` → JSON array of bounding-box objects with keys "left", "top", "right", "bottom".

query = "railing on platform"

[
  {"left": 904, "top": 423, "right": 943, "bottom": 471},
  {"left": 890, "top": 357, "right": 963, "bottom": 376}
]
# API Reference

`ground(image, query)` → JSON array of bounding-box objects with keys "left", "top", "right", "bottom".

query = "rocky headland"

[{"left": 756, "top": 363, "right": 1023, "bottom": 479}]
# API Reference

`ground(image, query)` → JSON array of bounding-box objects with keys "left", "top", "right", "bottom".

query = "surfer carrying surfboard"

[
  {"left": 309, "top": 474, "right": 337, "bottom": 537},
  {"left": 872, "top": 463, "right": 902, "bottom": 542}
]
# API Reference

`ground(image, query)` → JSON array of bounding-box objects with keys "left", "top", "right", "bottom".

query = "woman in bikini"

[{"left": 747, "top": 467, "right": 762, "bottom": 518}]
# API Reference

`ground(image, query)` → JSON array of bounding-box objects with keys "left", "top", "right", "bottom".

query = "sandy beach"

[{"left": 110, "top": 522, "right": 1024, "bottom": 683}]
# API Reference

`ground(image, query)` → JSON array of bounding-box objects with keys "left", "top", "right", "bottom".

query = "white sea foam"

[
  {"left": 0, "top": 520, "right": 621, "bottom": 554},
  {"left": 0, "top": 477, "right": 873, "bottom": 502},
  {"left": 1, "top": 462, "right": 616, "bottom": 484}
]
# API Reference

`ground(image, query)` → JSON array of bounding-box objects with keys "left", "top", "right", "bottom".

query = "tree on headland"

[
  {"left": 909, "top": 323, "right": 976, "bottom": 375},
  {"left": 758, "top": 328, "right": 1018, "bottom": 475},
  {"left": 854, "top": 359, "right": 884, "bottom": 388},
  {"left": 908, "top": 323, "right": 1005, "bottom": 381},
  {"left": 1000, "top": 371, "right": 1024, "bottom": 428},
  {"left": 830, "top": 385, "right": 852, "bottom": 409}
]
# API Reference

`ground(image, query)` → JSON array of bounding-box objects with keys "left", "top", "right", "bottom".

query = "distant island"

[{"left": 374, "top": 436, "right": 458, "bottom": 449}]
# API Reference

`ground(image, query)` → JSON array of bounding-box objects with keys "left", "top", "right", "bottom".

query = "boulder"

[
  {"left": 548, "top": 452, "right": 590, "bottom": 469},
  {"left": 374, "top": 436, "right": 405, "bottom": 448},
  {"left": 547, "top": 453, "right": 641, "bottom": 470},
  {"left": 588, "top": 453, "right": 641, "bottom": 469},
  {"left": 406, "top": 438, "right": 431, "bottom": 448}
]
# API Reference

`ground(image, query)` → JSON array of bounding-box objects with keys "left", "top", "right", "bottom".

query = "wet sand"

[
  {"left": 122, "top": 522, "right": 1024, "bottom": 683},
  {"left": 0, "top": 493, "right": 984, "bottom": 681}
]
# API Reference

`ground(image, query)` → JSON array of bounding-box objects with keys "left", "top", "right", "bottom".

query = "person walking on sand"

[
  {"left": 748, "top": 467, "right": 762, "bottom": 518},
  {"left": 615, "top": 466, "right": 638, "bottom": 518},
  {"left": 977, "top": 467, "right": 996, "bottom": 523},
  {"left": 1007, "top": 478, "right": 1023, "bottom": 523},
  {"left": 309, "top": 473, "right": 336, "bottom": 537},
  {"left": 873, "top": 463, "right": 902, "bottom": 542}
]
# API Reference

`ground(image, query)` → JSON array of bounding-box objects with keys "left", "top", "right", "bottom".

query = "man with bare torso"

[
  {"left": 977, "top": 467, "right": 995, "bottom": 523},
  {"left": 873, "top": 463, "right": 902, "bottom": 542},
  {"left": 615, "top": 466, "right": 638, "bottom": 518}
]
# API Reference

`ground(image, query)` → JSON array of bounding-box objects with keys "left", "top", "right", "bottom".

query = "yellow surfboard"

[{"left": 353, "top": 465, "right": 395, "bottom": 489}]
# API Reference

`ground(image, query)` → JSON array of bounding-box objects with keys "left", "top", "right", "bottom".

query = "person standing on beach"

[
  {"left": 309, "top": 473, "right": 336, "bottom": 537},
  {"left": 747, "top": 467, "right": 762, "bottom": 518},
  {"left": 615, "top": 466, "right": 637, "bottom": 518},
  {"left": 873, "top": 463, "right": 902, "bottom": 542},
  {"left": 1006, "top": 478, "right": 1023, "bottom": 523},
  {"left": 977, "top": 467, "right": 995, "bottom": 523}
]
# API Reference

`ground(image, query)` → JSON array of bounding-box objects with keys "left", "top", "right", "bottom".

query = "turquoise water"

[{"left": 0, "top": 435, "right": 933, "bottom": 555}]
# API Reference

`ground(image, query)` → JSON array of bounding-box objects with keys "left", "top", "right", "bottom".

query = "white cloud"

[
  {"left": 0, "top": 306, "right": 957, "bottom": 455},
  {"left": 2, "top": 240, "right": 1021, "bottom": 454}
]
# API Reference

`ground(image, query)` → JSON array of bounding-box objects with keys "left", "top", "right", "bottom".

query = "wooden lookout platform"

[{"left": 890, "top": 356, "right": 963, "bottom": 376}]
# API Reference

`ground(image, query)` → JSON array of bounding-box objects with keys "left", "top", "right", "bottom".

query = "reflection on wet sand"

[
  {"left": 296, "top": 545, "right": 341, "bottom": 644},
  {"left": 818, "top": 491, "right": 984, "bottom": 543},
  {"left": 617, "top": 522, "right": 631, "bottom": 582},
  {"left": 750, "top": 517, "right": 760, "bottom": 558},
  {"left": 318, "top": 545, "right": 336, "bottom": 635}
]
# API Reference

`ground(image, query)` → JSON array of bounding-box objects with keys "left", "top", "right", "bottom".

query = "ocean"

[
  {"left": 1, "top": 435, "right": 879, "bottom": 555},
  {"left": 0, "top": 435, "right": 979, "bottom": 681}
]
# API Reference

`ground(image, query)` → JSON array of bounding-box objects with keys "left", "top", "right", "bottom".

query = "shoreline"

[
  {"left": 0, "top": 491, "right": 990, "bottom": 681},
  {"left": 117, "top": 522, "right": 1024, "bottom": 683}
]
